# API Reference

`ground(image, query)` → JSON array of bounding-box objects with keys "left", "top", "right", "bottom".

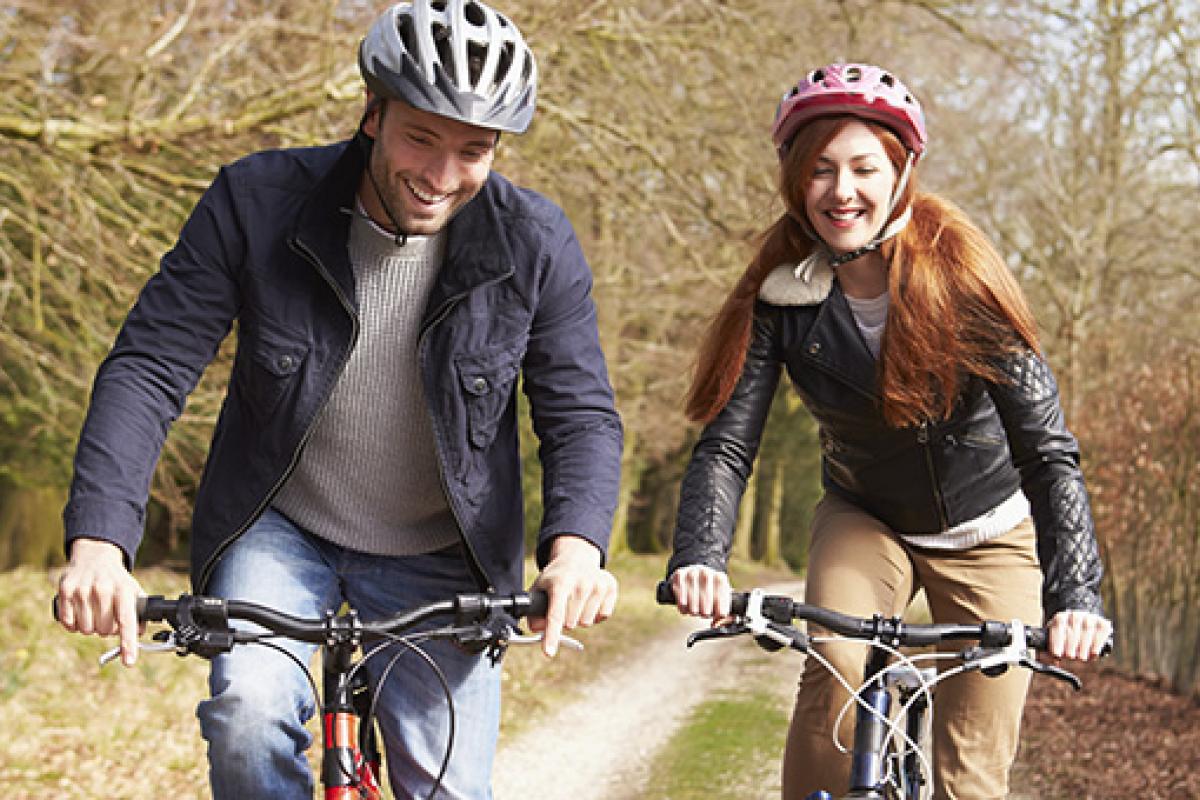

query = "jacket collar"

[
  {"left": 290, "top": 139, "right": 363, "bottom": 306},
  {"left": 424, "top": 174, "right": 515, "bottom": 324},
  {"left": 801, "top": 280, "right": 880, "bottom": 398}
]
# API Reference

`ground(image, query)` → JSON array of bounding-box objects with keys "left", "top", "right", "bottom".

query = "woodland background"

[{"left": 0, "top": 0, "right": 1197, "bottom": 695}]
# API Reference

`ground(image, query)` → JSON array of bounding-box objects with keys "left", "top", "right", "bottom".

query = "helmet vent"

[
  {"left": 464, "top": 2, "right": 486, "bottom": 26},
  {"left": 845, "top": 66, "right": 862, "bottom": 81},
  {"left": 495, "top": 41, "right": 515, "bottom": 83},
  {"left": 433, "top": 23, "right": 453, "bottom": 70},
  {"left": 467, "top": 41, "right": 487, "bottom": 86},
  {"left": 811, "top": 68, "right": 826, "bottom": 83},
  {"left": 880, "top": 73, "right": 895, "bottom": 87},
  {"left": 397, "top": 15, "right": 417, "bottom": 56}
]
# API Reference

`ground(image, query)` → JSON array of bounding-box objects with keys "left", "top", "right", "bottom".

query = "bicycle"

[
  {"left": 656, "top": 582, "right": 1107, "bottom": 800},
  {"left": 55, "top": 589, "right": 559, "bottom": 799}
]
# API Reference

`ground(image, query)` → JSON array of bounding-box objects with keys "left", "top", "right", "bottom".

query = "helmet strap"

[{"left": 356, "top": 100, "right": 411, "bottom": 247}]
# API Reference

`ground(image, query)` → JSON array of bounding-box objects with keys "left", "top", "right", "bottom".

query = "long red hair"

[{"left": 685, "top": 116, "right": 1040, "bottom": 428}]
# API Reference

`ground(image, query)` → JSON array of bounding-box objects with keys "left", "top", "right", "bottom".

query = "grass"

[
  {"left": 0, "top": 566, "right": 209, "bottom": 800},
  {"left": 0, "top": 554, "right": 797, "bottom": 799},
  {"left": 636, "top": 616, "right": 803, "bottom": 800},
  {"left": 642, "top": 688, "right": 790, "bottom": 800}
]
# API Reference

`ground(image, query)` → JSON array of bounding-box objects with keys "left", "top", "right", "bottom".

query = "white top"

[{"left": 845, "top": 291, "right": 889, "bottom": 358}]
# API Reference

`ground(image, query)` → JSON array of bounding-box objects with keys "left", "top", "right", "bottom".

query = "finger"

[
  {"left": 1082, "top": 615, "right": 1111, "bottom": 661},
  {"left": 56, "top": 579, "right": 77, "bottom": 630},
  {"left": 563, "top": 584, "right": 587, "bottom": 630},
  {"left": 696, "top": 570, "right": 719, "bottom": 617},
  {"left": 74, "top": 586, "right": 99, "bottom": 636},
  {"left": 92, "top": 581, "right": 118, "bottom": 637},
  {"left": 715, "top": 576, "right": 731, "bottom": 618},
  {"left": 1061, "top": 613, "right": 1083, "bottom": 660},
  {"left": 1047, "top": 615, "right": 1067, "bottom": 659},
  {"left": 670, "top": 571, "right": 691, "bottom": 615},
  {"left": 575, "top": 584, "right": 605, "bottom": 627},
  {"left": 116, "top": 588, "right": 142, "bottom": 667},
  {"left": 700, "top": 570, "right": 724, "bottom": 618},
  {"left": 598, "top": 576, "right": 618, "bottom": 621},
  {"left": 541, "top": 589, "right": 566, "bottom": 658},
  {"left": 583, "top": 572, "right": 618, "bottom": 624}
]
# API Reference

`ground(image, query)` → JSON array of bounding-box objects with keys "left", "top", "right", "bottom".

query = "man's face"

[{"left": 359, "top": 98, "right": 497, "bottom": 236}]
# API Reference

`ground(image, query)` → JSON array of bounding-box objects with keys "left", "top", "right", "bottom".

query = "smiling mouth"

[{"left": 405, "top": 179, "right": 449, "bottom": 206}]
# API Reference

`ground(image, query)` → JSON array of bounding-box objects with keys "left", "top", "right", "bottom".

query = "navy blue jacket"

[{"left": 64, "top": 137, "right": 623, "bottom": 594}]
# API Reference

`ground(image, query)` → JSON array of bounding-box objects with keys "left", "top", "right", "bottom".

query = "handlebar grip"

[
  {"left": 525, "top": 589, "right": 549, "bottom": 618},
  {"left": 655, "top": 581, "right": 675, "bottom": 605},
  {"left": 53, "top": 593, "right": 161, "bottom": 623},
  {"left": 1026, "top": 626, "right": 1047, "bottom": 650}
]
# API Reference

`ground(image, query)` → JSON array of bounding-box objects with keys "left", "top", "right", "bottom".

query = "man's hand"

[
  {"left": 669, "top": 564, "right": 731, "bottom": 620},
  {"left": 528, "top": 535, "right": 618, "bottom": 657},
  {"left": 56, "top": 538, "right": 144, "bottom": 666},
  {"left": 1046, "top": 609, "right": 1111, "bottom": 661}
]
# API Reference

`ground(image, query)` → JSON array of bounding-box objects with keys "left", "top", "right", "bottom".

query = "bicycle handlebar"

[
  {"left": 54, "top": 589, "right": 549, "bottom": 657},
  {"left": 134, "top": 590, "right": 548, "bottom": 643},
  {"left": 655, "top": 581, "right": 1109, "bottom": 654}
]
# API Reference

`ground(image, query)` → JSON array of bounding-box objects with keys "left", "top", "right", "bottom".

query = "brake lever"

[
  {"left": 506, "top": 631, "right": 585, "bottom": 652},
  {"left": 1022, "top": 657, "right": 1083, "bottom": 691},
  {"left": 686, "top": 622, "right": 748, "bottom": 647},
  {"left": 98, "top": 630, "right": 179, "bottom": 667}
]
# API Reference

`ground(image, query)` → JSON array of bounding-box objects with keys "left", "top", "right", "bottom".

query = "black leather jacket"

[{"left": 669, "top": 283, "right": 1103, "bottom": 618}]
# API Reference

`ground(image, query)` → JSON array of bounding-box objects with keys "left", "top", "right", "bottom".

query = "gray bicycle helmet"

[{"left": 359, "top": 0, "right": 537, "bottom": 134}]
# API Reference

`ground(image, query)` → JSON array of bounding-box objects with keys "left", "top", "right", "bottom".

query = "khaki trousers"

[{"left": 782, "top": 493, "right": 1043, "bottom": 800}]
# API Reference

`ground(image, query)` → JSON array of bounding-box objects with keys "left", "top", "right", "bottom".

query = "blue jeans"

[{"left": 197, "top": 509, "right": 502, "bottom": 799}]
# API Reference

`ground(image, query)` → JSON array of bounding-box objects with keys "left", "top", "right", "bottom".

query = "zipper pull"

[{"left": 916, "top": 421, "right": 929, "bottom": 444}]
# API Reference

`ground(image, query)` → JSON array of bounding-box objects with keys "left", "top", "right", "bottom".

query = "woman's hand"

[
  {"left": 1046, "top": 609, "right": 1112, "bottom": 661},
  {"left": 669, "top": 565, "right": 731, "bottom": 620}
]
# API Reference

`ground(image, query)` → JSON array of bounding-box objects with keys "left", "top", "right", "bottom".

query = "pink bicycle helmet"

[{"left": 772, "top": 63, "right": 927, "bottom": 158}]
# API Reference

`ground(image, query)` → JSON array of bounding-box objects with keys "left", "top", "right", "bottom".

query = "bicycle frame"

[
  {"left": 840, "top": 647, "right": 931, "bottom": 800},
  {"left": 322, "top": 628, "right": 384, "bottom": 800}
]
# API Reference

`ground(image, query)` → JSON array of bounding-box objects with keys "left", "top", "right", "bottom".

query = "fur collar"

[{"left": 758, "top": 257, "right": 834, "bottom": 306}]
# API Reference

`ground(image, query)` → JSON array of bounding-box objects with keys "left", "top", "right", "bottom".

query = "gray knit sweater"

[{"left": 272, "top": 211, "right": 459, "bottom": 555}]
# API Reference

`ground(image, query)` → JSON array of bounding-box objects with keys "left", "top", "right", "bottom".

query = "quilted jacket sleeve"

[
  {"left": 667, "top": 311, "right": 782, "bottom": 577},
  {"left": 986, "top": 348, "right": 1105, "bottom": 618}
]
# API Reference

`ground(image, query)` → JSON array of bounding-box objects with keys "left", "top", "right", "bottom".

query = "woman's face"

[{"left": 803, "top": 120, "right": 897, "bottom": 256}]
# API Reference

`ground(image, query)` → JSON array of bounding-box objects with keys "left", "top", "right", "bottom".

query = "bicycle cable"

[
  {"left": 808, "top": 636, "right": 936, "bottom": 799},
  {"left": 351, "top": 630, "right": 456, "bottom": 800}
]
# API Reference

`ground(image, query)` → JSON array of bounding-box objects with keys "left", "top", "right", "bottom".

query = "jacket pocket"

[
  {"left": 234, "top": 317, "right": 309, "bottom": 418},
  {"left": 455, "top": 342, "right": 523, "bottom": 449}
]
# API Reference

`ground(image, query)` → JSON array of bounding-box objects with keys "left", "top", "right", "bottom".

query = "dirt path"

[{"left": 491, "top": 582, "right": 805, "bottom": 800}]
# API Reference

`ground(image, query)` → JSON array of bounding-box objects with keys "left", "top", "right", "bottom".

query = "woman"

[{"left": 665, "top": 63, "right": 1111, "bottom": 799}]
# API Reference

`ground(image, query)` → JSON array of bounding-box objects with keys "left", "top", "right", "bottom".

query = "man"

[{"left": 55, "top": 1, "right": 623, "bottom": 797}]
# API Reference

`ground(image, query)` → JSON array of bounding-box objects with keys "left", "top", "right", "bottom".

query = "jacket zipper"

[
  {"left": 416, "top": 270, "right": 514, "bottom": 593},
  {"left": 917, "top": 421, "right": 950, "bottom": 531},
  {"left": 199, "top": 237, "right": 360, "bottom": 590}
]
